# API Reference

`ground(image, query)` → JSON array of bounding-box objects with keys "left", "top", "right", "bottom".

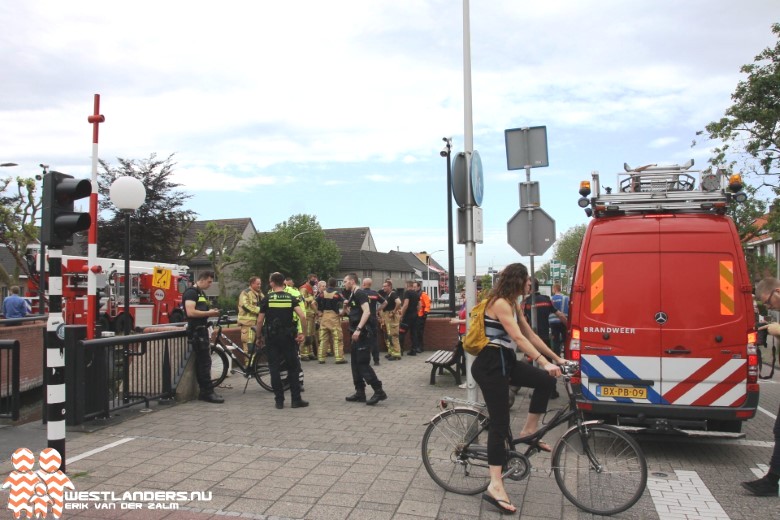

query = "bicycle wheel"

[
  {"left": 552, "top": 423, "right": 647, "bottom": 515},
  {"left": 251, "top": 349, "right": 294, "bottom": 392},
  {"left": 210, "top": 345, "right": 229, "bottom": 388},
  {"left": 421, "top": 408, "right": 491, "bottom": 495}
]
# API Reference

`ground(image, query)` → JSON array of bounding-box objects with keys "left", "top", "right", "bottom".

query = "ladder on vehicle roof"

[{"left": 587, "top": 159, "right": 735, "bottom": 215}]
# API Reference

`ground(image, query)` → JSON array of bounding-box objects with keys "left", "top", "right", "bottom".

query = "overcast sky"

[{"left": 2, "top": 1, "right": 779, "bottom": 274}]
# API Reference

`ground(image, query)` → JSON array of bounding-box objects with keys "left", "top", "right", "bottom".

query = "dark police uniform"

[
  {"left": 400, "top": 287, "right": 419, "bottom": 354},
  {"left": 345, "top": 287, "right": 386, "bottom": 404},
  {"left": 260, "top": 290, "right": 304, "bottom": 406},
  {"left": 183, "top": 285, "right": 214, "bottom": 395},
  {"left": 362, "top": 287, "right": 386, "bottom": 364}
]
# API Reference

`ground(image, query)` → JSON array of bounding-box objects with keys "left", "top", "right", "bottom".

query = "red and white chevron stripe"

[{"left": 37, "top": 448, "right": 62, "bottom": 473}]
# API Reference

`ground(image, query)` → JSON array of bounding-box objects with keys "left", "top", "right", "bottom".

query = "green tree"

[
  {"left": 699, "top": 23, "right": 780, "bottom": 184},
  {"left": 552, "top": 224, "right": 587, "bottom": 268},
  {"left": 235, "top": 214, "right": 340, "bottom": 284},
  {"left": 727, "top": 183, "right": 767, "bottom": 241},
  {"left": 0, "top": 175, "right": 41, "bottom": 285},
  {"left": 182, "top": 221, "right": 243, "bottom": 300},
  {"left": 97, "top": 154, "right": 195, "bottom": 263}
]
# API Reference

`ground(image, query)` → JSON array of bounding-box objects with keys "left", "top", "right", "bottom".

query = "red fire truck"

[
  {"left": 568, "top": 160, "right": 757, "bottom": 434},
  {"left": 27, "top": 255, "right": 190, "bottom": 333}
]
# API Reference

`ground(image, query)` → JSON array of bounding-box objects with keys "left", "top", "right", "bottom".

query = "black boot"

[
  {"left": 198, "top": 391, "right": 224, "bottom": 404},
  {"left": 366, "top": 388, "right": 387, "bottom": 406},
  {"left": 345, "top": 390, "right": 366, "bottom": 402},
  {"left": 741, "top": 475, "right": 779, "bottom": 496}
]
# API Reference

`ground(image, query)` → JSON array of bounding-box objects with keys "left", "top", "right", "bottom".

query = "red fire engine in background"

[{"left": 27, "top": 254, "right": 190, "bottom": 333}]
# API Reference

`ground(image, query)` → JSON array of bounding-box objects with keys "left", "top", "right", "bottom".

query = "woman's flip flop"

[
  {"left": 482, "top": 493, "right": 516, "bottom": 514},
  {"left": 521, "top": 440, "right": 552, "bottom": 452}
]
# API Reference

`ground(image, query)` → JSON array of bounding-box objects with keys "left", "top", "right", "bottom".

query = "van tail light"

[
  {"left": 568, "top": 328, "right": 582, "bottom": 377},
  {"left": 746, "top": 332, "right": 758, "bottom": 384}
]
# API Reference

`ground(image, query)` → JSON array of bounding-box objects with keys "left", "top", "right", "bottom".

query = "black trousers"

[
  {"left": 471, "top": 345, "right": 555, "bottom": 466},
  {"left": 550, "top": 323, "right": 566, "bottom": 356},
  {"left": 265, "top": 335, "right": 302, "bottom": 403},
  {"left": 188, "top": 326, "right": 212, "bottom": 393},
  {"left": 414, "top": 314, "right": 427, "bottom": 351},
  {"left": 399, "top": 314, "right": 418, "bottom": 351},
  {"left": 771, "top": 404, "right": 780, "bottom": 475},
  {"left": 350, "top": 329, "right": 381, "bottom": 391}
]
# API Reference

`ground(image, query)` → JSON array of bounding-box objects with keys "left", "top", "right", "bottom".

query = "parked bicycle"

[
  {"left": 421, "top": 362, "right": 647, "bottom": 516},
  {"left": 208, "top": 315, "right": 302, "bottom": 393}
]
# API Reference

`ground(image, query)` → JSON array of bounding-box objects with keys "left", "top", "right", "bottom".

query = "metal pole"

[
  {"left": 123, "top": 212, "right": 131, "bottom": 336},
  {"left": 45, "top": 248, "right": 66, "bottom": 469},
  {"left": 526, "top": 166, "right": 537, "bottom": 332},
  {"left": 445, "top": 140, "right": 456, "bottom": 314},
  {"left": 38, "top": 243, "right": 46, "bottom": 315},
  {"left": 87, "top": 94, "right": 105, "bottom": 339},
  {"left": 463, "top": 0, "right": 478, "bottom": 402}
]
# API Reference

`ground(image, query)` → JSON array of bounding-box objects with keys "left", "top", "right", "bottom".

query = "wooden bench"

[{"left": 425, "top": 349, "right": 463, "bottom": 385}]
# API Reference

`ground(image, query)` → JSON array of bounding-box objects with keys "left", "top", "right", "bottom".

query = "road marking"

[
  {"left": 750, "top": 463, "right": 769, "bottom": 478},
  {"left": 66, "top": 437, "right": 135, "bottom": 465},
  {"left": 758, "top": 405, "right": 777, "bottom": 420},
  {"left": 648, "top": 469, "right": 730, "bottom": 520}
]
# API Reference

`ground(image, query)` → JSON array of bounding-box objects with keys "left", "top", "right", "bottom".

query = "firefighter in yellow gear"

[
  {"left": 238, "top": 276, "right": 264, "bottom": 355},
  {"left": 316, "top": 277, "right": 345, "bottom": 363},
  {"left": 297, "top": 283, "right": 318, "bottom": 360},
  {"left": 378, "top": 279, "right": 403, "bottom": 359}
]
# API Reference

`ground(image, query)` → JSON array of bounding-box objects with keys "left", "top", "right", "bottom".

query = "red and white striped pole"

[{"left": 86, "top": 94, "right": 105, "bottom": 339}]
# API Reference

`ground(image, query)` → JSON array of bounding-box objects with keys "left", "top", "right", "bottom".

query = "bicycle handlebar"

[{"left": 560, "top": 361, "right": 579, "bottom": 376}]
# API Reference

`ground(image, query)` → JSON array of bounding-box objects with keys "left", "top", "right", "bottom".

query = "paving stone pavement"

[{"left": 1, "top": 352, "right": 778, "bottom": 519}]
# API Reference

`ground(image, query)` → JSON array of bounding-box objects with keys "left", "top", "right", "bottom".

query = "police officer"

[
  {"left": 256, "top": 272, "right": 308, "bottom": 410},
  {"left": 183, "top": 271, "right": 223, "bottom": 403},
  {"left": 361, "top": 277, "right": 385, "bottom": 366},
  {"left": 237, "top": 276, "right": 264, "bottom": 355},
  {"left": 344, "top": 273, "right": 387, "bottom": 405},
  {"left": 398, "top": 280, "right": 419, "bottom": 355}
]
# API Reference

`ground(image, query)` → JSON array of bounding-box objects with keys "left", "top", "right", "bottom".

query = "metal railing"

[
  {"left": 0, "top": 340, "right": 20, "bottom": 420},
  {"left": 67, "top": 326, "right": 190, "bottom": 424},
  {"left": 0, "top": 314, "right": 47, "bottom": 326}
]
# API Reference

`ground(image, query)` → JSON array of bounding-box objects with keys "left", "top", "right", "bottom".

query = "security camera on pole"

[{"left": 505, "top": 126, "right": 554, "bottom": 333}]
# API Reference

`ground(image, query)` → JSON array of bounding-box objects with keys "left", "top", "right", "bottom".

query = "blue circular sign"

[{"left": 470, "top": 150, "right": 484, "bottom": 206}]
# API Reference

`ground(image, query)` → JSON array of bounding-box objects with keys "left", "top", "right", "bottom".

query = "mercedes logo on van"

[{"left": 655, "top": 312, "right": 668, "bottom": 325}]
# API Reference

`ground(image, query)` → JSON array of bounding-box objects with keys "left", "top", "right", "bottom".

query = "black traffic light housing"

[{"left": 41, "top": 171, "right": 92, "bottom": 248}]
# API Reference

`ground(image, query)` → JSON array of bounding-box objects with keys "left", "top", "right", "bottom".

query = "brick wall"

[
  {"left": 0, "top": 320, "right": 46, "bottom": 392},
  {"left": 223, "top": 317, "right": 460, "bottom": 353}
]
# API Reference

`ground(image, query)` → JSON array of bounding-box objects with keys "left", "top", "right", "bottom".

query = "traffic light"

[{"left": 41, "top": 171, "right": 92, "bottom": 248}]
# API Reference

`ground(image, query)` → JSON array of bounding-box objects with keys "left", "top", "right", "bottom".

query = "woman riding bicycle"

[{"left": 471, "top": 262, "right": 564, "bottom": 514}]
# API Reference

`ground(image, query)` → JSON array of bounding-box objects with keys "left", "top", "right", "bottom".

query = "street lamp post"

[
  {"left": 109, "top": 177, "right": 146, "bottom": 335},
  {"left": 441, "top": 138, "right": 456, "bottom": 313}
]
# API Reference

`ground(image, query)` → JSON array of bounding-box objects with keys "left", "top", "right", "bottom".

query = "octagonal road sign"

[{"left": 507, "top": 207, "right": 555, "bottom": 256}]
